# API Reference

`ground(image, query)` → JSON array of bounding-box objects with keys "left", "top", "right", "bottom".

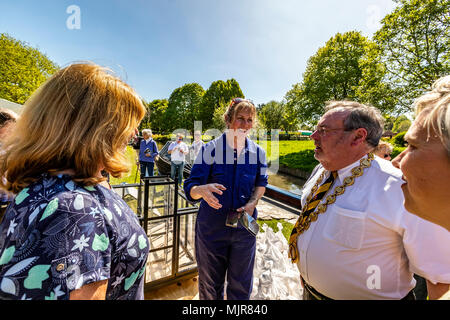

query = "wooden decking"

[{"left": 144, "top": 275, "right": 199, "bottom": 300}]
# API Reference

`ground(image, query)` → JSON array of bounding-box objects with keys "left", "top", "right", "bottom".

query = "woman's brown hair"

[
  {"left": 223, "top": 98, "right": 257, "bottom": 127},
  {"left": 0, "top": 63, "right": 146, "bottom": 193}
]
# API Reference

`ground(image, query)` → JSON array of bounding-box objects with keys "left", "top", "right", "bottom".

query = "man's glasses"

[{"left": 313, "top": 126, "right": 349, "bottom": 136}]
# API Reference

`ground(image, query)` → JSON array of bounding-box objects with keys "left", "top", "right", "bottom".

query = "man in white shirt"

[
  {"left": 168, "top": 133, "right": 189, "bottom": 185},
  {"left": 288, "top": 100, "right": 450, "bottom": 300}
]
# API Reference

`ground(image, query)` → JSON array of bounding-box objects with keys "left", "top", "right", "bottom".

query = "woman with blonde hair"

[{"left": 0, "top": 63, "right": 148, "bottom": 300}]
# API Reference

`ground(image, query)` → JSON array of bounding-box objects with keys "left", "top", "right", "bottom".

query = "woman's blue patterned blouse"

[{"left": 0, "top": 174, "right": 149, "bottom": 300}]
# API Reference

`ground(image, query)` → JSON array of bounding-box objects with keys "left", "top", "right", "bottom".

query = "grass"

[
  {"left": 256, "top": 218, "right": 294, "bottom": 242},
  {"left": 256, "top": 139, "right": 315, "bottom": 163},
  {"left": 110, "top": 146, "right": 141, "bottom": 185}
]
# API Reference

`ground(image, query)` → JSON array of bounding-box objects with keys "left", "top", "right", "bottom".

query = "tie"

[{"left": 288, "top": 171, "right": 337, "bottom": 263}]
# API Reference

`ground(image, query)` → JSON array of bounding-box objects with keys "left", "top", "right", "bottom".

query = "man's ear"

[{"left": 351, "top": 128, "right": 368, "bottom": 146}]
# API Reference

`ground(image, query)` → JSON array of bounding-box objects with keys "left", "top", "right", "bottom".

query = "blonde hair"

[
  {"left": 0, "top": 63, "right": 146, "bottom": 193},
  {"left": 223, "top": 98, "right": 257, "bottom": 127},
  {"left": 413, "top": 75, "right": 450, "bottom": 156}
]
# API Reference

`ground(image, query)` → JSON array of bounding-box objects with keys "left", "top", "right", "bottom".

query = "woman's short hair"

[
  {"left": 223, "top": 98, "right": 257, "bottom": 127},
  {"left": 413, "top": 75, "right": 450, "bottom": 156},
  {"left": 142, "top": 129, "right": 152, "bottom": 136},
  {"left": 0, "top": 63, "right": 146, "bottom": 193},
  {"left": 0, "top": 108, "right": 18, "bottom": 128},
  {"left": 325, "top": 100, "right": 384, "bottom": 147}
]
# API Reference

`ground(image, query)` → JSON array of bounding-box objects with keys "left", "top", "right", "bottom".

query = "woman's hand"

[
  {"left": 191, "top": 184, "right": 226, "bottom": 210},
  {"left": 236, "top": 186, "right": 266, "bottom": 217},
  {"left": 237, "top": 201, "right": 257, "bottom": 217}
]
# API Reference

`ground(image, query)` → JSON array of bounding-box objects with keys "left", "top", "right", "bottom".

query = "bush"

[
  {"left": 391, "top": 131, "right": 407, "bottom": 147},
  {"left": 152, "top": 134, "right": 171, "bottom": 144},
  {"left": 391, "top": 146, "right": 406, "bottom": 160}
]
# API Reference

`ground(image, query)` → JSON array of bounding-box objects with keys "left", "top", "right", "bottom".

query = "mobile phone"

[
  {"left": 239, "top": 211, "right": 259, "bottom": 236},
  {"left": 225, "top": 209, "right": 239, "bottom": 228}
]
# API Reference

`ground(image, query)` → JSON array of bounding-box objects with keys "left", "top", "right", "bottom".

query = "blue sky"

[{"left": 0, "top": 0, "right": 395, "bottom": 106}]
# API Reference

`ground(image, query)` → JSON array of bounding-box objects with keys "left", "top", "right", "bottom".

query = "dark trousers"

[
  {"left": 195, "top": 220, "right": 256, "bottom": 300},
  {"left": 139, "top": 161, "right": 154, "bottom": 178}
]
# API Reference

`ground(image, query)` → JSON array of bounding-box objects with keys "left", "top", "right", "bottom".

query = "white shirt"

[
  {"left": 296, "top": 155, "right": 450, "bottom": 299},
  {"left": 191, "top": 140, "right": 204, "bottom": 161},
  {"left": 168, "top": 141, "right": 188, "bottom": 162}
]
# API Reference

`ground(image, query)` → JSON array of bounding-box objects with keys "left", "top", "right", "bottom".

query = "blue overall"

[
  {"left": 184, "top": 133, "right": 268, "bottom": 300},
  {"left": 139, "top": 138, "right": 159, "bottom": 177}
]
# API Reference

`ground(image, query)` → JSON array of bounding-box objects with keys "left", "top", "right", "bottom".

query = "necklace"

[{"left": 296, "top": 153, "right": 375, "bottom": 234}]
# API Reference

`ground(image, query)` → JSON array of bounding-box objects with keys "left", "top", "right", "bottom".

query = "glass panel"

[
  {"left": 145, "top": 247, "right": 173, "bottom": 282},
  {"left": 178, "top": 213, "right": 197, "bottom": 272},
  {"left": 147, "top": 217, "right": 173, "bottom": 250}
]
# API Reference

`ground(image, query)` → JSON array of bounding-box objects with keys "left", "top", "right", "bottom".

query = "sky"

[{"left": 0, "top": 0, "right": 396, "bottom": 106}]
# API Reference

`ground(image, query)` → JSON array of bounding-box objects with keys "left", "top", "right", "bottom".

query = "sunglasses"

[
  {"left": 230, "top": 98, "right": 255, "bottom": 107},
  {"left": 384, "top": 154, "right": 391, "bottom": 158}
]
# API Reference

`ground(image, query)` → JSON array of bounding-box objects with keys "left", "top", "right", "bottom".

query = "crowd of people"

[{"left": 0, "top": 62, "right": 448, "bottom": 300}]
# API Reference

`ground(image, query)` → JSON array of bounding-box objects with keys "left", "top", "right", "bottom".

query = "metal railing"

[{"left": 112, "top": 171, "right": 199, "bottom": 290}]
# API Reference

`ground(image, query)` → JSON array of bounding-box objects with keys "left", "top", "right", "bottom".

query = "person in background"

[
  {"left": 373, "top": 140, "right": 394, "bottom": 160},
  {"left": 189, "top": 130, "right": 204, "bottom": 164},
  {"left": 0, "top": 108, "right": 18, "bottom": 223},
  {"left": 0, "top": 63, "right": 149, "bottom": 300},
  {"left": 168, "top": 133, "right": 188, "bottom": 185},
  {"left": 184, "top": 98, "right": 268, "bottom": 300},
  {"left": 137, "top": 129, "right": 158, "bottom": 179},
  {"left": 288, "top": 100, "right": 450, "bottom": 300},
  {"left": 393, "top": 75, "right": 450, "bottom": 299}
]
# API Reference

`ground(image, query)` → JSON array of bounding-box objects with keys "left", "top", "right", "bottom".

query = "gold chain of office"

[{"left": 295, "top": 152, "right": 375, "bottom": 234}]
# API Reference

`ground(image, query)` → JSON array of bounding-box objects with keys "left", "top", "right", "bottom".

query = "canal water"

[{"left": 156, "top": 142, "right": 306, "bottom": 196}]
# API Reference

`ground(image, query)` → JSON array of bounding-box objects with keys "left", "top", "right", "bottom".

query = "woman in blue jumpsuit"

[{"left": 184, "top": 98, "right": 268, "bottom": 300}]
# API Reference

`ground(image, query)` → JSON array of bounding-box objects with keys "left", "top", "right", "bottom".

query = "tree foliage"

[
  {"left": 164, "top": 83, "right": 205, "bottom": 133},
  {"left": 258, "top": 100, "right": 299, "bottom": 132},
  {"left": 139, "top": 99, "right": 168, "bottom": 133},
  {"left": 374, "top": 0, "right": 450, "bottom": 111},
  {"left": 199, "top": 79, "right": 244, "bottom": 130},
  {"left": 0, "top": 33, "right": 59, "bottom": 104},
  {"left": 285, "top": 31, "right": 392, "bottom": 123}
]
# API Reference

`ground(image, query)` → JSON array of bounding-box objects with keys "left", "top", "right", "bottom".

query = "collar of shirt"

[
  {"left": 335, "top": 153, "right": 370, "bottom": 184},
  {"left": 221, "top": 133, "right": 257, "bottom": 154},
  {"left": 144, "top": 138, "right": 152, "bottom": 144}
]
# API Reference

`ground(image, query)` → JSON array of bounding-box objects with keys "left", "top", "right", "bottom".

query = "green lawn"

[
  {"left": 256, "top": 139, "right": 315, "bottom": 162},
  {"left": 110, "top": 147, "right": 140, "bottom": 185}
]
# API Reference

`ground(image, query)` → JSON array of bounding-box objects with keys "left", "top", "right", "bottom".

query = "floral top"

[{"left": 0, "top": 174, "right": 149, "bottom": 300}]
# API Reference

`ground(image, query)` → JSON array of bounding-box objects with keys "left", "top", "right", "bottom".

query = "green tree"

[
  {"left": 0, "top": 33, "right": 58, "bottom": 104},
  {"left": 258, "top": 100, "right": 300, "bottom": 133},
  {"left": 199, "top": 79, "right": 244, "bottom": 129},
  {"left": 144, "top": 99, "right": 168, "bottom": 133},
  {"left": 165, "top": 83, "right": 205, "bottom": 133},
  {"left": 258, "top": 101, "right": 284, "bottom": 131},
  {"left": 285, "top": 31, "right": 390, "bottom": 123},
  {"left": 374, "top": 0, "right": 450, "bottom": 112},
  {"left": 211, "top": 100, "right": 228, "bottom": 132},
  {"left": 392, "top": 115, "right": 412, "bottom": 132}
]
